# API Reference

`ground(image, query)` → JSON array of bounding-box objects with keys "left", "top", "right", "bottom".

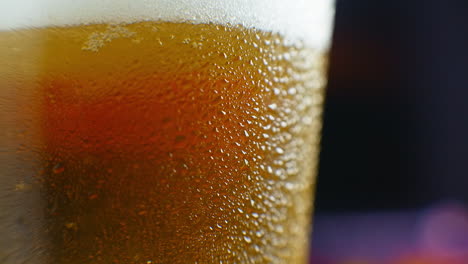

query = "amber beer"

[{"left": 0, "top": 1, "right": 334, "bottom": 263}]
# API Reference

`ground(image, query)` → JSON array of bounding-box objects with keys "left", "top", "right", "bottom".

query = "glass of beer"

[{"left": 0, "top": 0, "right": 335, "bottom": 263}]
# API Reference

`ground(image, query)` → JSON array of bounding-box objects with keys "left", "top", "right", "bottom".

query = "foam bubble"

[{"left": 0, "top": 0, "right": 335, "bottom": 49}]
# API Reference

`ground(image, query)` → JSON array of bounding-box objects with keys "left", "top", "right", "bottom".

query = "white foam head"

[{"left": 0, "top": 0, "right": 335, "bottom": 49}]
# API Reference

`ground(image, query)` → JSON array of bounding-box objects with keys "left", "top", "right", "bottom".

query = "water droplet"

[
  {"left": 285, "top": 182, "right": 295, "bottom": 190},
  {"left": 15, "top": 182, "right": 31, "bottom": 191},
  {"left": 191, "top": 42, "right": 202, "bottom": 49},
  {"left": 267, "top": 166, "right": 273, "bottom": 174},
  {"left": 244, "top": 236, "right": 252, "bottom": 243},
  {"left": 254, "top": 244, "right": 261, "bottom": 252},
  {"left": 275, "top": 169, "right": 285, "bottom": 178},
  {"left": 256, "top": 230, "right": 264, "bottom": 237},
  {"left": 288, "top": 87, "right": 297, "bottom": 95},
  {"left": 268, "top": 103, "right": 278, "bottom": 110},
  {"left": 52, "top": 163, "right": 65, "bottom": 174},
  {"left": 65, "top": 222, "right": 77, "bottom": 230},
  {"left": 275, "top": 225, "right": 284, "bottom": 234},
  {"left": 138, "top": 210, "right": 148, "bottom": 216},
  {"left": 275, "top": 147, "right": 285, "bottom": 154}
]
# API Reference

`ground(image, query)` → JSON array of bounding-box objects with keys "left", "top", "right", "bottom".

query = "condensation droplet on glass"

[
  {"left": 256, "top": 230, "right": 264, "bottom": 238},
  {"left": 254, "top": 244, "right": 261, "bottom": 252},
  {"left": 276, "top": 147, "right": 285, "bottom": 154},
  {"left": 15, "top": 181, "right": 31, "bottom": 191},
  {"left": 275, "top": 169, "right": 285, "bottom": 179},
  {"left": 285, "top": 182, "right": 295, "bottom": 190},
  {"left": 275, "top": 225, "right": 284, "bottom": 234},
  {"left": 268, "top": 103, "right": 278, "bottom": 110},
  {"left": 267, "top": 166, "right": 273, "bottom": 174},
  {"left": 288, "top": 87, "right": 297, "bottom": 95},
  {"left": 65, "top": 222, "right": 77, "bottom": 230},
  {"left": 53, "top": 163, "right": 65, "bottom": 174}
]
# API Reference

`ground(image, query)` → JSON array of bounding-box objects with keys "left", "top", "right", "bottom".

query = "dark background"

[{"left": 315, "top": 0, "right": 468, "bottom": 212}]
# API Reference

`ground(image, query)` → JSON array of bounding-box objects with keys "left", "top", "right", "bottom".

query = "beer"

[{"left": 0, "top": 1, "right": 334, "bottom": 263}]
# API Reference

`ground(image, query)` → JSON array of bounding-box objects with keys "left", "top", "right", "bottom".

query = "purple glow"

[
  {"left": 418, "top": 203, "right": 468, "bottom": 258},
  {"left": 311, "top": 202, "right": 468, "bottom": 263}
]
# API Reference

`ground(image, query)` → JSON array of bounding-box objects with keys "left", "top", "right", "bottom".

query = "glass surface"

[{"left": 0, "top": 1, "right": 335, "bottom": 263}]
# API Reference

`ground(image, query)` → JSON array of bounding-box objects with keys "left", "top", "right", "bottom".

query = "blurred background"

[{"left": 311, "top": 0, "right": 468, "bottom": 263}]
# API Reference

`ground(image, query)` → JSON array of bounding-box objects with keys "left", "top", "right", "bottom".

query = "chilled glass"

[{"left": 0, "top": 0, "right": 335, "bottom": 263}]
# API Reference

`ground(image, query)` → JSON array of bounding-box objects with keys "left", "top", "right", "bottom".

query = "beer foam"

[{"left": 0, "top": 0, "right": 335, "bottom": 49}]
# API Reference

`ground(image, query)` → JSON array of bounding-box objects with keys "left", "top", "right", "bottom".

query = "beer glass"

[{"left": 0, "top": 0, "right": 335, "bottom": 263}]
